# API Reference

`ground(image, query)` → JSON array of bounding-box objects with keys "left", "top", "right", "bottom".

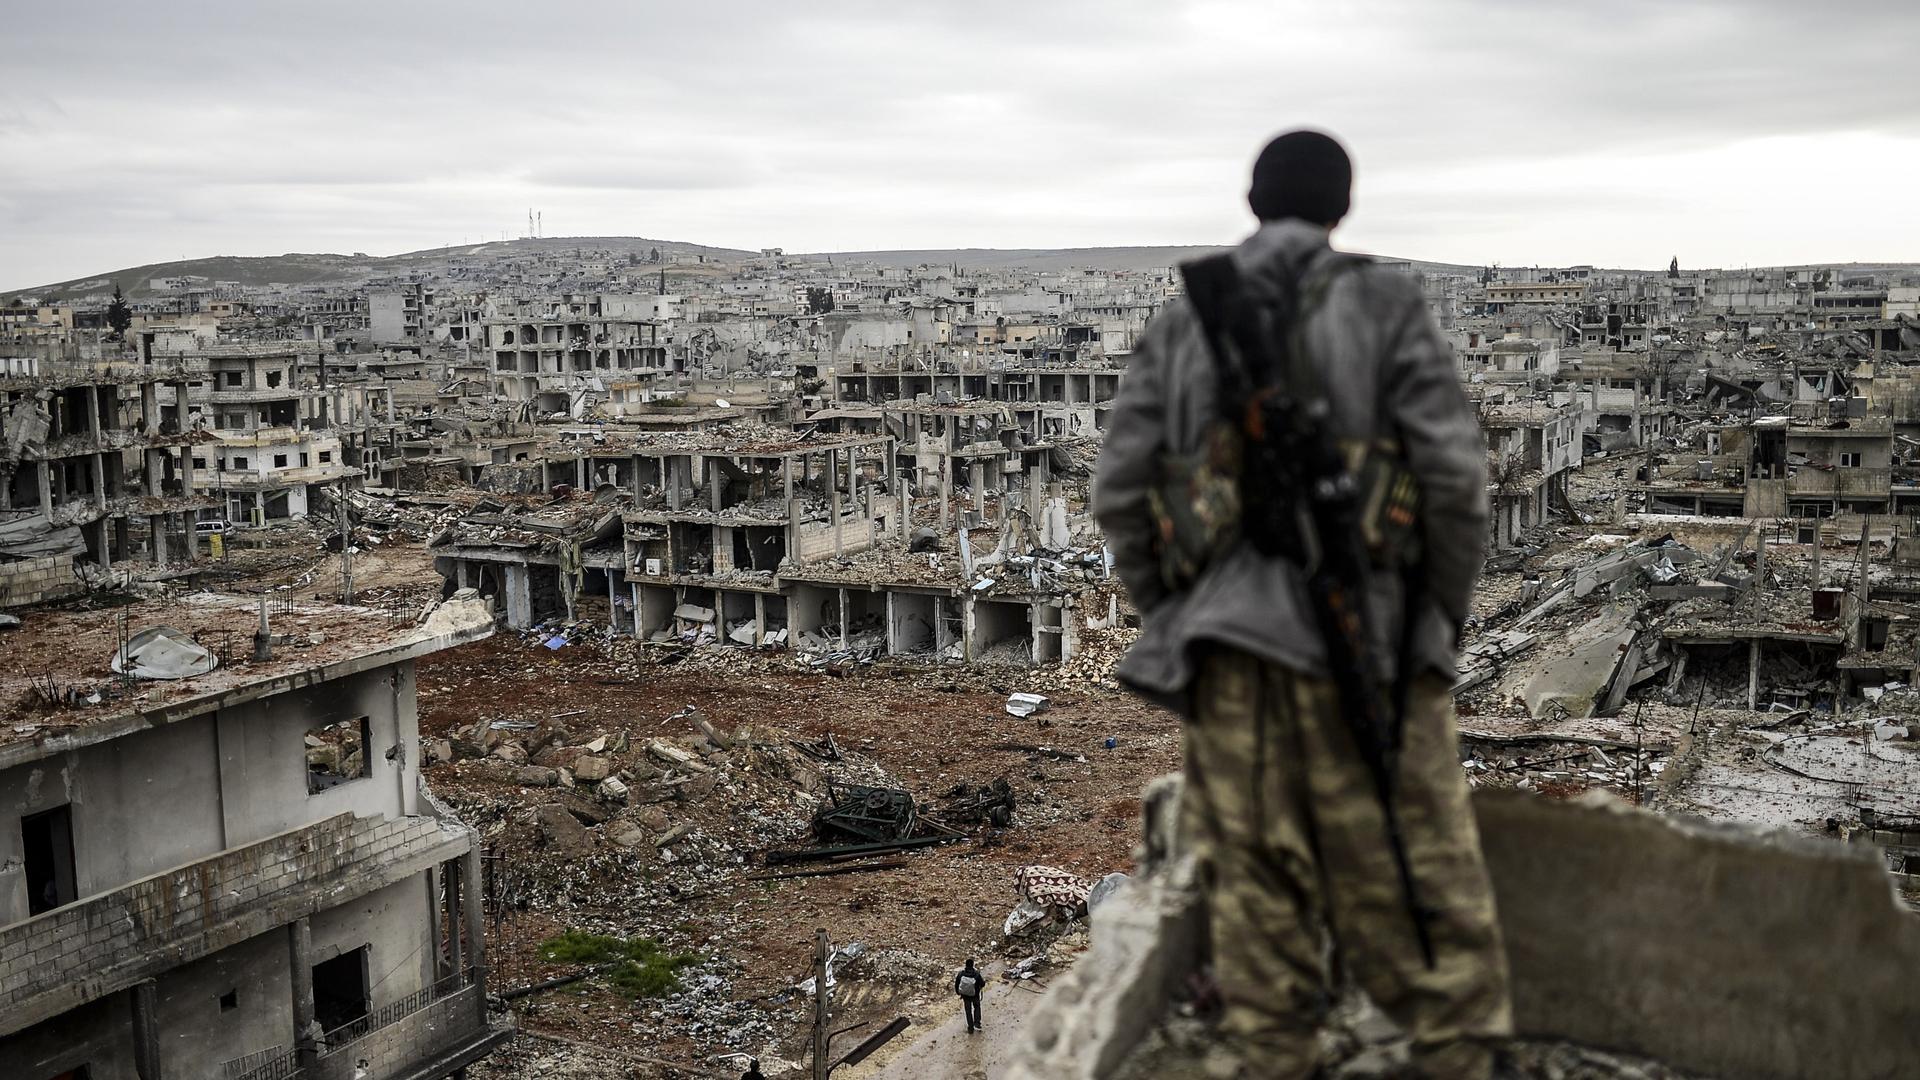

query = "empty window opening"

[
  {"left": 219, "top": 989, "right": 238, "bottom": 1011},
  {"left": 223, "top": 371, "right": 243, "bottom": 387},
  {"left": 273, "top": 454, "right": 288, "bottom": 468},
  {"left": 306, "top": 717, "right": 372, "bottom": 793},
  {"left": 311, "top": 947, "right": 370, "bottom": 1033},
  {"left": 22, "top": 804, "right": 77, "bottom": 916}
]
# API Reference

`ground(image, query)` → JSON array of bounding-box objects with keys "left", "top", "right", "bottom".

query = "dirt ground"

[{"left": 415, "top": 632, "right": 1180, "bottom": 1074}]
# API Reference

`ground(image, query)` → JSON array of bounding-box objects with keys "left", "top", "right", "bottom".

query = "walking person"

[
  {"left": 953, "top": 958, "right": 985, "bottom": 1033},
  {"left": 1094, "top": 129, "right": 1512, "bottom": 1079}
]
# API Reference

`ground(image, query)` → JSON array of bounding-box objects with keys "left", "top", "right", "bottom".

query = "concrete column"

[
  {"left": 444, "top": 862, "right": 464, "bottom": 978},
  {"left": 709, "top": 458, "right": 722, "bottom": 512},
  {"left": 882, "top": 590, "right": 895, "bottom": 654},
  {"left": 938, "top": 451, "right": 951, "bottom": 532},
  {"left": 970, "top": 461, "right": 985, "bottom": 516},
  {"left": 89, "top": 452, "right": 107, "bottom": 511},
  {"left": 837, "top": 587, "right": 849, "bottom": 650},
  {"left": 608, "top": 570, "right": 620, "bottom": 632},
  {"left": 150, "top": 514, "right": 168, "bottom": 564},
  {"left": 935, "top": 596, "right": 951, "bottom": 663},
  {"left": 462, "top": 844, "right": 488, "bottom": 1014},
  {"left": 783, "top": 456, "right": 794, "bottom": 503},
  {"left": 753, "top": 592, "right": 766, "bottom": 646},
  {"left": 131, "top": 980, "right": 162, "bottom": 1080},
  {"left": 36, "top": 460, "right": 51, "bottom": 519},
  {"left": 289, "top": 917, "right": 318, "bottom": 1068},
  {"left": 668, "top": 457, "right": 683, "bottom": 511},
  {"left": 1747, "top": 639, "right": 1760, "bottom": 711},
  {"left": 503, "top": 563, "right": 532, "bottom": 628},
  {"left": 828, "top": 449, "right": 843, "bottom": 558}
]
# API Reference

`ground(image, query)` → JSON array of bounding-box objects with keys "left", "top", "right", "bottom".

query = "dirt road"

[{"left": 843, "top": 962, "right": 1038, "bottom": 1080}]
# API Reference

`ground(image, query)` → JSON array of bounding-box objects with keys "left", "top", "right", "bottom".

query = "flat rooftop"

[{"left": 0, "top": 591, "right": 492, "bottom": 763}]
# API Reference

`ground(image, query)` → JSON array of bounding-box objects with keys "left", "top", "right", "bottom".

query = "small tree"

[
  {"left": 105, "top": 284, "right": 132, "bottom": 338},
  {"left": 806, "top": 286, "right": 835, "bottom": 315},
  {"left": 649, "top": 246, "right": 662, "bottom": 263}
]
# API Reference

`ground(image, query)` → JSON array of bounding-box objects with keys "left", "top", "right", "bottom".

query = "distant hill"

[
  {"left": 800, "top": 244, "right": 1484, "bottom": 276},
  {"left": 25, "top": 235, "right": 1910, "bottom": 304},
  {"left": 9, "top": 236, "right": 756, "bottom": 302}
]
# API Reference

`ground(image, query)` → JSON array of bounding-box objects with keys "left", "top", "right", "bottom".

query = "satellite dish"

[{"left": 715, "top": 399, "right": 731, "bottom": 408}]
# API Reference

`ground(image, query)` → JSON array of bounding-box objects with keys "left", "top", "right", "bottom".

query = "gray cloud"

[{"left": 3, "top": 0, "right": 1918, "bottom": 287}]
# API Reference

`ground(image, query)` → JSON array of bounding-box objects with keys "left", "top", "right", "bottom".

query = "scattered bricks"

[
  {"left": 516, "top": 766, "right": 559, "bottom": 788},
  {"left": 598, "top": 776, "right": 629, "bottom": 802},
  {"left": 531, "top": 803, "right": 591, "bottom": 855},
  {"left": 532, "top": 744, "right": 585, "bottom": 770},
  {"left": 572, "top": 755, "right": 614, "bottom": 782},
  {"left": 605, "top": 816, "right": 650, "bottom": 848},
  {"left": 628, "top": 782, "right": 675, "bottom": 805}
]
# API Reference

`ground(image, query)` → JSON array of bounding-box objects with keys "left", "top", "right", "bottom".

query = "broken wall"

[
  {"left": 1478, "top": 791, "right": 1920, "bottom": 1080},
  {"left": 0, "top": 554, "right": 82, "bottom": 608},
  {"left": 1011, "top": 786, "right": 1920, "bottom": 1080}
]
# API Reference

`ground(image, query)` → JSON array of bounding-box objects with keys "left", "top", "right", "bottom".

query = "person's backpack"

[
  {"left": 1147, "top": 251, "right": 1420, "bottom": 592},
  {"left": 956, "top": 971, "right": 981, "bottom": 997}
]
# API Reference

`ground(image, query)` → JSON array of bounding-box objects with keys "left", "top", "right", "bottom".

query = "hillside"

[
  {"left": 800, "top": 244, "right": 1485, "bottom": 276},
  {"left": 9, "top": 236, "right": 756, "bottom": 302}
]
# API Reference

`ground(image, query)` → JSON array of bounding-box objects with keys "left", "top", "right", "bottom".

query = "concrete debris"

[
  {"left": 1006, "top": 692, "right": 1050, "bottom": 718},
  {"left": 110, "top": 624, "right": 219, "bottom": 679}
]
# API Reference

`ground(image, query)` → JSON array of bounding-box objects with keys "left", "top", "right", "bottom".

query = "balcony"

[
  {"left": 0, "top": 812, "right": 469, "bottom": 1037},
  {"left": 1788, "top": 466, "right": 1892, "bottom": 499},
  {"left": 223, "top": 970, "right": 507, "bottom": 1080}
]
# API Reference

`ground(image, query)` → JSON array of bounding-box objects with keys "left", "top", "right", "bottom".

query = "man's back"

[{"left": 1093, "top": 217, "right": 1487, "bottom": 708}]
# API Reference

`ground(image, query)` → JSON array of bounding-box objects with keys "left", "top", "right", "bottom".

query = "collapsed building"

[
  {"left": 2, "top": 350, "right": 218, "bottom": 605},
  {"left": 10, "top": 241, "right": 1920, "bottom": 1075},
  {"left": 0, "top": 590, "right": 504, "bottom": 1079}
]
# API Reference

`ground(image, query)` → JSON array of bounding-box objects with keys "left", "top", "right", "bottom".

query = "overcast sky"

[{"left": 4, "top": 0, "right": 1917, "bottom": 287}]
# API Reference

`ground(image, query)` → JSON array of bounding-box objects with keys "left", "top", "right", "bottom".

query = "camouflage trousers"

[{"left": 1183, "top": 649, "right": 1512, "bottom": 1080}]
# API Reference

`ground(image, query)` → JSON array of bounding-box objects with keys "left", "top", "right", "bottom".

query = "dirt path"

[{"left": 842, "top": 964, "right": 1038, "bottom": 1080}]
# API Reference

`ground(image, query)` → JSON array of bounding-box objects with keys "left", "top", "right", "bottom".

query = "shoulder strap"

[{"left": 1178, "top": 253, "right": 1251, "bottom": 411}]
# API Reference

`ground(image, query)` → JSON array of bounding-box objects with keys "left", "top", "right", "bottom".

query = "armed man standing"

[{"left": 1093, "top": 130, "right": 1511, "bottom": 1079}]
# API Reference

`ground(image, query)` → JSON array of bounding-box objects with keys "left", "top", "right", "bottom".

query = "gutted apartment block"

[{"left": 0, "top": 593, "right": 504, "bottom": 1080}]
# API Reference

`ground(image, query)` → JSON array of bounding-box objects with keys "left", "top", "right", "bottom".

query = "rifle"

[{"left": 1182, "top": 253, "right": 1437, "bottom": 969}]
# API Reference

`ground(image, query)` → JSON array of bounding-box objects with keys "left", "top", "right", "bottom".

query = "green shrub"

[{"left": 537, "top": 929, "right": 700, "bottom": 999}]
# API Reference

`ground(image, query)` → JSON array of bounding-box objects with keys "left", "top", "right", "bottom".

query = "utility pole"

[{"left": 812, "top": 928, "right": 830, "bottom": 1080}]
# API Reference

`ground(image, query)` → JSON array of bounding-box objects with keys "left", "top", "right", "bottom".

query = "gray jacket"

[{"left": 1093, "top": 220, "right": 1487, "bottom": 713}]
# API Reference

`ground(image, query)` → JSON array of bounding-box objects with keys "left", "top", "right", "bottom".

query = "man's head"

[
  {"left": 1248, "top": 130, "right": 1352, "bottom": 227},
  {"left": 964, "top": 958, "right": 976, "bottom": 969}
]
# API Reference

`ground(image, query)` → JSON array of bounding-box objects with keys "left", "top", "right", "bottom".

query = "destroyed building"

[
  {"left": 0, "top": 590, "right": 504, "bottom": 1079},
  {"left": 2, "top": 349, "right": 218, "bottom": 604},
  {"left": 9, "top": 235, "right": 1920, "bottom": 1077}
]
